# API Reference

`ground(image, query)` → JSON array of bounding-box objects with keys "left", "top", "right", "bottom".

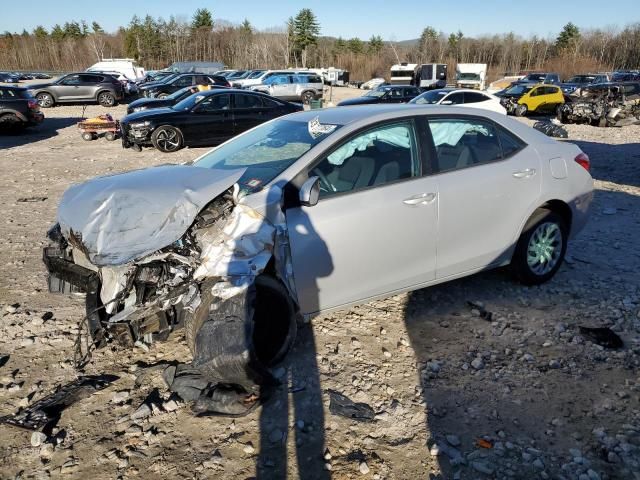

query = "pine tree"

[
  {"left": 33, "top": 26, "right": 48, "bottom": 38},
  {"left": 92, "top": 22, "right": 104, "bottom": 34},
  {"left": 191, "top": 8, "right": 213, "bottom": 30},
  {"left": 347, "top": 37, "right": 364, "bottom": 54},
  {"left": 241, "top": 19, "right": 252, "bottom": 34},
  {"left": 368, "top": 35, "right": 384, "bottom": 54},
  {"left": 293, "top": 8, "right": 320, "bottom": 67},
  {"left": 555, "top": 22, "right": 580, "bottom": 51},
  {"left": 51, "top": 24, "right": 65, "bottom": 41}
]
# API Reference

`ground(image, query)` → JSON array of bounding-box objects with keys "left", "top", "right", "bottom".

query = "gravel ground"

[{"left": 0, "top": 91, "right": 639, "bottom": 480}]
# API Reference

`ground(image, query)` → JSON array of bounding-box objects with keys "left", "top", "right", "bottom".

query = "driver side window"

[
  {"left": 196, "top": 94, "right": 230, "bottom": 112},
  {"left": 61, "top": 75, "right": 81, "bottom": 85},
  {"left": 311, "top": 121, "right": 420, "bottom": 198}
]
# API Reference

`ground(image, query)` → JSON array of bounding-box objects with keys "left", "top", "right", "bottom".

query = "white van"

[{"left": 87, "top": 59, "right": 145, "bottom": 82}]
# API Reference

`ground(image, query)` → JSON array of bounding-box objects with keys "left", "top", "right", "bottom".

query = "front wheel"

[
  {"left": 98, "top": 92, "right": 116, "bottom": 107},
  {"left": 514, "top": 104, "right": 528, "bottom": 117},
  {"left": 157, "top": 93, "right": 169, "bottom": 99},
  {"left": 151, "top": 126, "right": 183, "bottom": 153},
  {"left": 511, "top": 209, "right": 568, "bottom": 285}
]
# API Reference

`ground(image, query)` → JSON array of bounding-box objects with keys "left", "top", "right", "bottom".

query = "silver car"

[
  {"left": 249, "top": 73, "right": 324, "bottom": 104},
  {"left": 43, "top": 105, "right": 592, "bottom": 412}
]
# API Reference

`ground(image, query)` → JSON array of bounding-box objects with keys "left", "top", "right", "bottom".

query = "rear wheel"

[
  {"left": 511, "top": 209, "right": 568, "bottom": 285},
  {"left": 98, "top": 92, "right": 116, "bottom": 107},
  {"left": 514, "top": 104, "right": 528, "bottom": 117},
  {"left": 104, "top": 131, "right": 116, "bottom": 141},
  {"left": 301, "top": 91, "right": 315, "bottom": 105},
  {"left": 157, "top": 93, "right": 169, "bottom": 99},
  {"left": 0, "top": 113, "right": 23, "bottom": 130},
  {"left": 151, "top": 126, "right": 183, "bottom": 153},
  {"left": 81, "top": 131, "right": 95, "bottom": 141},
  {"left": 36, "top": 92, "right": 54, "bottom": 108}
]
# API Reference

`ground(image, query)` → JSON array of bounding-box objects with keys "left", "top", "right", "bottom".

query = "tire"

[
  {"left": 511, "top": 209, "right": 568, "bottom": 285},
  {"left": 36, "top": 92, "right": 54, "bottom": 108},
  {"left": 0, "top": 113, "right": 23, "bottom": 130},
  {"left": 98, "top": 91, "right": 116, "bottom": 107},
  {"left": 81, "top": 132, "right": 95, "bottom": 141},
  {"left": 185, "top": 275, "right": 297, "bottom": 367},
  {"left": 514, "top": 104, "right": 528, "bottom": 117},
  {"left": 301, "top": 91, "right": 315, "bottom": 105},
  {"left": 151, "top": 125, "right": 183, "bottom": 153},
  {"left": 104, "top": 131, "right": 116, "bottom": 141},
  {"left": 157, "top": 93, "right": 169, "bottom": 99}
]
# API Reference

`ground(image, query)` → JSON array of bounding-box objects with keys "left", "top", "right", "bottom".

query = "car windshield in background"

[
  {"left": 567, "top": 76, "right": 595, "bottom": 83},
  {"left": 458, "top": 73, "right": 480, "bottom": 81},
  {"left": 525, "top": 74, "right": 546, "bottom": 82},
  {"left": 167, "top": 87, "right": 194, "bottom": 101},
  {"left": 411, "top": 90, "right": 449, "bottom": 104},
  {"left": 247, "top": 71, "right": 265, "bottom": 79},
  {"left": 505, "top": 85, "right": 532, "bottom": 96},
  {"left": 194, "top": 118, "right": 342, "bottom": 192},
  {"left": 365, "top": 88, "right": 389, "bottom": 98}
]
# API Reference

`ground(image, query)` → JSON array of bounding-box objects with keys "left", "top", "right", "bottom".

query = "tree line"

[{"left": 1, "top": 8, "right": 639, "bottom": 82}]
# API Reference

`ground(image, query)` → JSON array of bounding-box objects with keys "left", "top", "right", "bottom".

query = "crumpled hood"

[{"left": 57, "top": 164, "right": 245, "bottom": 267}]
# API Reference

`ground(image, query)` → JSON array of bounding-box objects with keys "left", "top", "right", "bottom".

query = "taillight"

[
  {"left": 27, "top": 99, "right": 39, "bottom": 111},
  {"left": 575, "top": 153, "right": 590, "bottom": 172}
]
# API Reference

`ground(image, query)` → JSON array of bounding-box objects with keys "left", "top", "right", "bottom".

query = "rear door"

[
  {"left": 426, "top": 115, "right": 541, "bottom": 278},
  {"left": 78, "top": 74, "right": 103, "bottom": 99},
  {"left": 286, "top": 118, "right": 439, "bottom": 314},
  {"left": 183, "top": 93, "right": 234, "bottom": 146},
  {"left": 232, "top": 93, "right": 271, "bottom": 133}
]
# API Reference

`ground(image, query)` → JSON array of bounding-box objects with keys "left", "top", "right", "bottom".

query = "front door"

[
  {"left": 426, "top": 116, "right": 541, "bottom": 278},
  {"left": 286, "top": 119, "right": 438, "bottom": 315},
  {"left": 185, "top": 93, "right": 234, "bottom": 146},
  {"left": 55, "top": 74, "right": 83, "bottom": 100}
]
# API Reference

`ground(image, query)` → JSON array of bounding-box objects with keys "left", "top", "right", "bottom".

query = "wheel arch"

[
  {"left": 36, "top": 89, "right": 57, "bottom": 101},
  {"left": 0, "top": 110, "right": 27, "bottom": 122},
  {"left": 95, "top": 88, "right": 116, "bottom": 100},
  {"left": 514, "top": 199, "right": 573, "bottom": 249}
]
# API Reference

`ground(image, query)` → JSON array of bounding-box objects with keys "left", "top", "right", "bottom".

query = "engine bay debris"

[{"left": 558, "top": 83, "right": 640, "bottom": 127}]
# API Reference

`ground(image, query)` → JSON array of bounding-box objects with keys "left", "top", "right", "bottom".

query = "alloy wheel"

[
  {"left": 526, "top": 222, "right": 563, "bottom": 276},
  {"left": 156, "top": 128, "right": 180, "bottom": 152}
]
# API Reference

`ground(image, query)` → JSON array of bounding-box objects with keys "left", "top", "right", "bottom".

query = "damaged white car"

[{"left": 44, "top": 105, "right": 593, "bottom": 414}]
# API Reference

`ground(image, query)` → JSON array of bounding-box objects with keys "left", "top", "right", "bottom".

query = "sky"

[{"left": 1, "top": 0, "right": 638, "bottom": 40}]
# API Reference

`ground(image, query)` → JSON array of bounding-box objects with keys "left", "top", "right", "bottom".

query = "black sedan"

[
  {"left": 337, "top": 85, "right": 421, "bottom": 106},
  {"left": 139, "top": 73, "right": 230, "bottom": 99},
  {"left": 121, "top": 89, "right": 303, "bottom": 153},
  {"left": 126, "top": 85, "right": 228, "bottom": 114}
]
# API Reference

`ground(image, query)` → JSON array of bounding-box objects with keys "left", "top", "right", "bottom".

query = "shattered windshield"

[
  {"left": 194, "top": 118, "right": 342, "bottom": 192},
  {"left": 410, "top": 90, "right": 449, "bottom": 104}
]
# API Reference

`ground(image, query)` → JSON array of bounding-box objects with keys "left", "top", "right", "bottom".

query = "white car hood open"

[{"left": 57, "top": 164, "right": 244, "bottom": 267}]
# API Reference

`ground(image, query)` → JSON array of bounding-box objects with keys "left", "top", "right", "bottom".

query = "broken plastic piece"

[
  {"left": 0, "top": 374, "right": 118, "bottom": 430},
  {"left": 328, "top": 390, "right": 375, "bottom": 422},
  {"left": 578, "top": 327, "right": 623, "bottom": 349},
  {"left": 476, "top": 439, "right": 493, "bottom": 449}
]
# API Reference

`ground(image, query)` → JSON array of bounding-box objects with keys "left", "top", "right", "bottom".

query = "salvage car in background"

[
  {"left": 0, "top": 86, "right": 44, "bottom": 130},
  {"left": 120, "top": 89, "right": 302, "bottom": 152},
  {"left": 561, "top": 74, "right": 610, "bottom": 94},
  {"left": 409, "top": 88, "right": 506, "bottom": 114},
  {"left": 43, "top": 105, "right": 593, "bottom": 414},
  {"left": 249, "top": 73, "right": 324, "bottom": 104},
  {"left": 338, "top": 85, "right": 421, "bottom": 106},
  {"left": 139, "top": 73, "right": 230, "bottom": 98},
  {"left": 28, "top": 73, "right": 124, "bottom": 108},
  {"left": 499, "top": 84, "right": 564, "bottom": 116},
  {"left": 558, "top": 82, "right": 640, "bottom": 127}
]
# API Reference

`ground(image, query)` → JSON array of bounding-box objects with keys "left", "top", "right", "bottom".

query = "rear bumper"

[{"left": 29, "top": 112, "right": 44, "bottom": 124}]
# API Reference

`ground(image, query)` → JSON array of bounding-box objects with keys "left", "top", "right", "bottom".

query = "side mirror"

[
  {"left": 299, "top": 176, "right": 320, "bottom": 207},
  {"left": 441, "top": 100, "right": 453, "bottom": 105}
]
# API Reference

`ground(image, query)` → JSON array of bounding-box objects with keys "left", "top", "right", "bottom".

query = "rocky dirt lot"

[{"left": 0, "top": 91, "right": 639, "bottom": 480}]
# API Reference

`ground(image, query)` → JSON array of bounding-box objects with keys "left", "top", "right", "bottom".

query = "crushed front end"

[{"left": 559, "top": 83, "right": 640, "bottom": 127}]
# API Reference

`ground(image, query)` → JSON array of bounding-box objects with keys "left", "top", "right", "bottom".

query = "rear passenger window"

[
  {"left": 428, "top": 118, "right": 503, "bottom": 172},
  {"left": 497, "top": 128, "right": 525, "bottom": 157},
  {"left": 235, "top": 94, "right": 263, "bottom": 109},
  {"left": 310, "top": 121, "right": 420, "bottom": 198},
  {"left": 445, "top": 92, "right": 464, "bottom": 104},
  {"left": 464, "top": 92, "right": 488, "bottom": 103},
  {"left": 261, "top": 97, "right": 280, "bottom": 108}
]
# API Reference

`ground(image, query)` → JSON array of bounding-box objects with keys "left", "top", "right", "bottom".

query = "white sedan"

[{"left": 410, "top": 88, "right": 507, "bottom": 114}]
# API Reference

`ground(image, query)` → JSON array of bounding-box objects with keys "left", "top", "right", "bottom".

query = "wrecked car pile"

[
  {"left": 558, "top": 82, "right": 640, "bottom": 127},
  {"left": 43, "top": 164, "right": 297, "bottom": 415}
]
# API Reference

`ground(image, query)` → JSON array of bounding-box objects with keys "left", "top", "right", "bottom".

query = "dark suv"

[
  {"left": 139, "top": 73, "right": 230, "bottom": 98},
  {"left": 28, "top": 73, "right": 124, "bottom": 108},
  {"left": 0, "top": 86, "right": 44, "bottom": 130}
]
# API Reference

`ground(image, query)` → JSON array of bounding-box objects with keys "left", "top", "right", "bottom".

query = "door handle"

[
  {"left": 403, "top": 192, "right": 436, "bottom": 206},
  {"left": 512, "top": 168, "right": 536, "bottom": 178}
]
